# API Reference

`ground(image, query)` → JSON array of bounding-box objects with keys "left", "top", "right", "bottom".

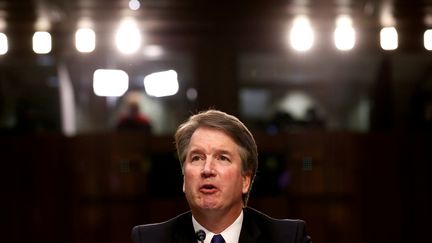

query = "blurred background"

[{"left": 0, "top": 0, "right": 431, "bottom": 242}]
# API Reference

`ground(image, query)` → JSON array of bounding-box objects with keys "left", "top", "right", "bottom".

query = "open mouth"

[{"left": 200, "top": 184, "right": 218, "bottom": 194}]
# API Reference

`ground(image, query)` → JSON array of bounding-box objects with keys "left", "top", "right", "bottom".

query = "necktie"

[{"left": 211, "top": 234, "right": 225, "bottom": 243}]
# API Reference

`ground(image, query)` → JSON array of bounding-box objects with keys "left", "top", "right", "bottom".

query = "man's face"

[{"left": 183, "top": 127, "right": 251, "bottom": 214}]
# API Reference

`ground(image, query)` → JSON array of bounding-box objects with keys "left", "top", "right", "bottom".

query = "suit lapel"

[
  {"left": 239, "top": 209, "right": 262, "bottom": 243},
  {"left": 172, "top": 212, "right": 197, "bottom": 243}
]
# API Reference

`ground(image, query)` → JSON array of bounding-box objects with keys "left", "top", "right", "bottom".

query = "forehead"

[{"left": 188, "top": 127, "right": 239, "bottom": 152}]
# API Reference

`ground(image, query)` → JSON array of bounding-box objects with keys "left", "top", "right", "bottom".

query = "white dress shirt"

[{"left": 192, "top": 211, "right": 244, "bottom": 243}]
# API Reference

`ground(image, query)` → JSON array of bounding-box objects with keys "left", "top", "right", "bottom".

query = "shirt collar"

[{"left": 192, "top": 210, "right": 244, "bottom": 243}]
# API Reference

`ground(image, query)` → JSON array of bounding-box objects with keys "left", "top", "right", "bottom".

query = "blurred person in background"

[{"left": 116, "top": 101, "right": 152, "bottom": 133}]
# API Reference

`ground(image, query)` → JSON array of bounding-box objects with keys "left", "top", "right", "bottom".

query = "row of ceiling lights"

[
  {"left": 0, "top": 15, "right": 431, "bottom": 55},
  {"left": 0, "top": 17, "right": 154, "bottom": 56}
]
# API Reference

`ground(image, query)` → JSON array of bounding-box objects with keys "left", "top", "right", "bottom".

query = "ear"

[
  {"left": 241, "top": 173, "right": 251, "bottom": 194},
  {"left": 182, "top": 175, "right": 185, "bottom": 193}
]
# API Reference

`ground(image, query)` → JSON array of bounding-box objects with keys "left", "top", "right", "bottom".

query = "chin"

[
  {"left": 200, "top": 201, "right": 220, "bottom": 209},
  {"left": 195, "top": 199, "right": 223, "bottom": 211}
]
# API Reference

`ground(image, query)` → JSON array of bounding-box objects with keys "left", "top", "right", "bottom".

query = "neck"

[{"left": 192, "top": 206, "right": 243, "bottom": 233}]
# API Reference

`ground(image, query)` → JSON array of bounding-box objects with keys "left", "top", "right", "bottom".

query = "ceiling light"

[
  {"left": 380, "top": 27, "right": 398, "bottom": 50},
  {"left": 32, "top": 31, "right": 52, "bottom": 54},
  {"left": 93, "top": 69, "right": 129, "bottom": 97},
  {"left": 144, "top": 70, "right": 179, "bottom": 97},
  {"left": 424, "top": 29, "right": 432, "bottom": 50},
  {"left": 115, "top": 18, "right": 142, "bottom": 54},
  {"left": 129, "top": 0, "right": 140, "bottom": 10},
  {"left": 0, "top": 33, "right": 8, "bottom": 55},
  {"left": 289, "top": 15, "right": 314, "bottom": 52},
  {"left": 143, "top": 45, "right": 163, "bottom": 58},
  {"left": 334, "top": 15, "right": 356, "bottom": 51},
  {"left": 75, "top": 28, "right": 96, "bottom": 53}
]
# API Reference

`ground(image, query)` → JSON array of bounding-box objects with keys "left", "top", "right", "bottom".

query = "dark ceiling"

[{"left": 1, "top": 0, "right": 432, "bottom": 53}]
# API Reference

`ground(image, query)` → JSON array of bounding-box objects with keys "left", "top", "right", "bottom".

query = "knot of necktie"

[{"left": 211, "top": 234, "right": 225, "bottom": 243}]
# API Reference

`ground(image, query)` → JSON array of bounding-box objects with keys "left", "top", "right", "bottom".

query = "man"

[
  {"left": 116, "top": 102, "right": 152, "bottom": 133},
  {"left": 131, "top": 110, "right": 312, "bottom": 243}
]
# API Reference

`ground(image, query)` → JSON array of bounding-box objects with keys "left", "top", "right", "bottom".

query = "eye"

[
  {"left": 218, "top": 155, "right": 230, "bottom": 162},
  {"left": 191, "top": 155, "right": 201, "bottom": 161}
]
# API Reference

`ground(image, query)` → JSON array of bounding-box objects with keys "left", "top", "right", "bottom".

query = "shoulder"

[
  {"left": 131, "top": 211, "right": 192, "bottom": 243},
  {"left": 243, "top": 207, "right": 311, "bottom": 243},
  {"left": 245, "top": 207, "right": 306, "bottom": 225}
]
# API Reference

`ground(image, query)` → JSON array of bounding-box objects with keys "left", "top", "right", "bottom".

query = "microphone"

[{"left": 196, "top": 230, "right": 206, "bottom": 243}]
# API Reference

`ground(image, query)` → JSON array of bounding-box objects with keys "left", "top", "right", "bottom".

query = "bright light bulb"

[
  {"left": 289, "top": 15, "right": 314, "bottom": 52},
  {"left": 33, "top": 31, "right": 52, "bottom": 54},
  {"left": 129, "top": 0, "right": 140, "bottom": 10},
  {"left": 0, "top": 32, "right": 8, "bottom": 55},
  {"left": 143, "top": 70, "right": 179, "bottom": 97},
  {"left": 93, "top": 69, "right": 129, "bottom": 97},
  {"left": 334, "top": 15, "right": 356, "bottom": 51},
  {"left": 424, "top": 29, "right": 432, "bottom": 51},
  {"left": 380, "top": 27, "right": 398, "bottom": 50},
  {"left": 75, "top": 28, "right": 96, "bottom": 53},
  {"left": 115, "top": 18, "right": 142, "bottom": 54}
]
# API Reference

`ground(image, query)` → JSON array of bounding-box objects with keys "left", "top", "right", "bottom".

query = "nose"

[{"left": 201, "top": 158, "right": 216, "bottom": 178}]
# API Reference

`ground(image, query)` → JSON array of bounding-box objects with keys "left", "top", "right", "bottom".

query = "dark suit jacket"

[{"left": 131, "top": 207, "right": 312, "bottom": 243}]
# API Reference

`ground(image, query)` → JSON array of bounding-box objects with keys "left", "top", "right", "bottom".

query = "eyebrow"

[
  {"left": 187, "top": 147, "right": 203, "bottom": 154},
  {"left": 216, "top": 149, "right": 234, "bottom": 155},
  {"left": 188, "top": 147, "right": 235, "bottom": 156}
]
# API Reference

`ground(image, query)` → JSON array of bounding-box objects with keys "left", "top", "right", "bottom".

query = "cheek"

[
  {"left": 183, "top": 169, "right": 197, "bottom": 190},
  {"left": 224, "top": 169, "right": 245, "bottom": 189}
]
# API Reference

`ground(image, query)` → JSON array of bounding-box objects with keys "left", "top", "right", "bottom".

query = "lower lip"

[{"left": 200, "top": 188, "right": 218, "bottom": 194}]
